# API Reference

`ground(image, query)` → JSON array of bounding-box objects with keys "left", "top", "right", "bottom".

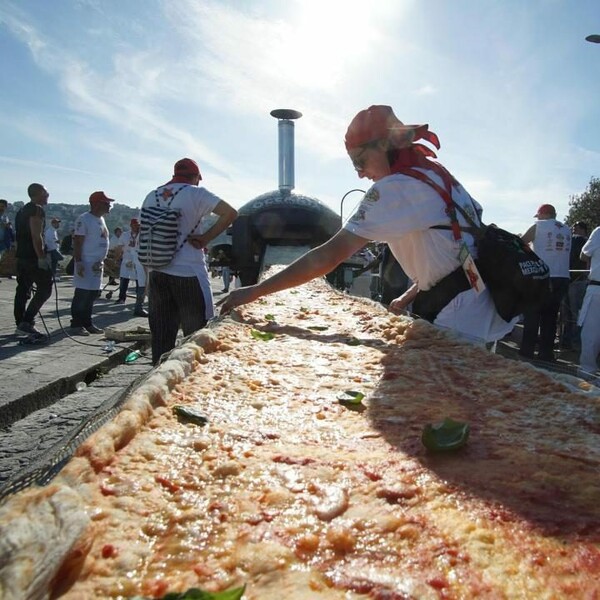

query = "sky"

[{"left": 0, "top": 0, "right": 599, "bottom": 234}]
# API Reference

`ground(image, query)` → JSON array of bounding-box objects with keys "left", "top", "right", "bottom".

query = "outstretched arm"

[{"left": 218, "top": 228, "right": 369, "bottom": 314}]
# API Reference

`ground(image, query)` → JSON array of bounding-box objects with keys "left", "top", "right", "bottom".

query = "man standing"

[
  {"left": 0, "top": 199, "right": 12, "bottom": 262},
  {"left": 69, "top": 191, "right": 114, "bottom": 335},
  {"left": 13, "top": 184, "right": 53, "bottom": 337},
  {"left": 561, "top": 221, "right": 589, "bottom": 349},
  {"left": 115, "top": 218, "right": 147, "bottom": 316},
  {"left": 141, "top": 158, "right": 237, "bottom": 364},
  {"left": 578, "top": 225, "right": 600, "bottom": 376},
  {"left": 519, "top": 204, "right": 571, "bottom": 361},
  {"left": 108, "top": 226, "right": 123, "bottom": 285},
  {"left": 44, "top": 217, "right": 63, "bottom": 279}
]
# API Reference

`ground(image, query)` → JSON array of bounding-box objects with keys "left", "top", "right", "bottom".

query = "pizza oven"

[{"left": 231, "top": 109, "right": 341, "bottom": 285}]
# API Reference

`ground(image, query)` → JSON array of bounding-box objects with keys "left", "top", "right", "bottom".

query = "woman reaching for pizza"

[{"left": 219, "top": 105, "right": 514, "bottom": 344}]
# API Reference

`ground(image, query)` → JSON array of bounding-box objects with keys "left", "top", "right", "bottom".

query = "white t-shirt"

[
  {"left": 44, "top": 226, "right": 58, "bottom": 252},
  {"left": 141, "top": 183, "right": 222, "bottom": 278},
  {"left": 344, "top": 169, "right": 481, "bottom": 291},
  {"left": 532, "top": 219, "right": 571, "bottom": 278},
  {"left": 109, "top": 234, "right": 123, "bottom": 250},
  {"left": 119, "top": 229, "right": 145, "bottom": 284},
  {"left": 344, "top": 169, "right": 515, "bottom": 343},
  {"left": 73, "top": 212, "right": 110, "bottom": 290},
  {"left": 582, "top": 226, "right": 600, "bottom": 281}
]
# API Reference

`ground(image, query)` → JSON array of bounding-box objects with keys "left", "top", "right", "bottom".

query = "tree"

[{"left": 566, "top": 177, "right": 600, "bottom": 231}]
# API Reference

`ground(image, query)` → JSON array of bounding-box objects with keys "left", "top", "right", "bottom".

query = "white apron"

[{"left": 191, "top": 263, "right": 215, "bottom": 320}]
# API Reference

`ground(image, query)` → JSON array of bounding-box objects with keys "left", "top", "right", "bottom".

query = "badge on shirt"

[{"left": 458, "top": 242, "right": 485, "bottom": 294}]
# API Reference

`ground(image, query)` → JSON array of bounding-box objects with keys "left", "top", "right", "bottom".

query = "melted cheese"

[{"left": 1, "top": 274, "right": 599, "bottom": 599}]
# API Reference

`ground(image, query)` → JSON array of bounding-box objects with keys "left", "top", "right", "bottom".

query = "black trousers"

[
  {"left": 519, "top": 277, "right": 570, "bottom": 360},
  {"left": 70, "top": 288, "right": 100, "bottom": 328},
  {"left": 148, "top": 271, "right": 207, "bottom": 365},
  {"left": 14, "top": 258, "right": 53, "bottom": 326},
  {"left": 118, "top": 277, "right": 142, "bottom": 301}
]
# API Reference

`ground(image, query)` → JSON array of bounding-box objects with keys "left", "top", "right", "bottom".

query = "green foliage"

[{"left": 566, "top": 177, "right": 600, "bottom": 231}]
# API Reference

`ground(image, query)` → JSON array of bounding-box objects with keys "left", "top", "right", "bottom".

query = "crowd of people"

[
  {"left": 1, "top": 105, "right": 598, "bottom": 375},
  {"left": 2, "top": 158, "right": 237, "bottom": 365}
]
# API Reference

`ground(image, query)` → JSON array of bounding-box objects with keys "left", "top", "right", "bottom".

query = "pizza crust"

[{"left": 0, "top": 485, "right": 90, "bottom": 600}]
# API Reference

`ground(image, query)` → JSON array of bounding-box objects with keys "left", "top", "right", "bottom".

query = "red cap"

[
  {"left": 89, "top": 191, "right": 115, "bottom": 204},
  {"left": 345, "top": 105, "right": 433, "bottom": 151},
  {"left": 174, "top": 158, "right": 202, "bottom": 180},
  {"left": 130, "top": 217, "right": 139, "bottom": 226},
  {"left": 534, "top": 204, "right": 556, "bottom": 218}
]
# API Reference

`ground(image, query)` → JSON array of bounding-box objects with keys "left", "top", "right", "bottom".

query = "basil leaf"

[
  {"left": 346, "top": 337, "right": 361, "bottom": 346},
  {"left": 132, "top": 584, "right": 246, "bottom": 600},
  {"left": 251, "top": 329, "right": 275, "bottom": 341},
  {"left": 421, "top": 418, "right": 470, "bottom": 452},
  {"left": 337, "top": 390, "right": 365, "bottom": 406},
  {"left": 264, "top": 314, "right": 275, "bottom": 321},
  {"left": 173, "top": 405, "right": 208, "bottom": 427}
]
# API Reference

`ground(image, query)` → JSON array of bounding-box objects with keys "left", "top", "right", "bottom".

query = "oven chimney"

[{"left": 270, "top": 109, "right": 302, "bottom": 193}]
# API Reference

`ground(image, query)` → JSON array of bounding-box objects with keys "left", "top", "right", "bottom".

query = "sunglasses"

[{"left": 351, "top": 141, "right": 380, "bottom": 171}]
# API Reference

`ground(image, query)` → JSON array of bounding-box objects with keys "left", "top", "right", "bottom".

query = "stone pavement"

[{"left": 0, "top": 272, "right": 229, "bottom": 489}]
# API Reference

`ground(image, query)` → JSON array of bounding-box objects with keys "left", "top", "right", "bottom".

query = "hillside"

[
  {"left": 4, "top": 202, "right": 140, "bottom": 237},
  {"left": 4, "top": 202, "right": 223, "bottom": 247}
]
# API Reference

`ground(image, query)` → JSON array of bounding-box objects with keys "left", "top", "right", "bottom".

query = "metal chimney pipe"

[{"left": 270, "top": 109, "right": 302, "bottom": 193}]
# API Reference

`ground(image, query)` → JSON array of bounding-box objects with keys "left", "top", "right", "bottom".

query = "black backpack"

[
  {"left": 402, "top": 168, "right": 550, "bottom": 322},
  {"left": 453, "top": 210, "right": 550, "bottom": 321}
]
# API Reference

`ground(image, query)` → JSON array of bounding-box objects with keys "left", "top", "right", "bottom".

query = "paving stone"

[{"left": 0, "top": 276, "right": 226, "bottom": 491}]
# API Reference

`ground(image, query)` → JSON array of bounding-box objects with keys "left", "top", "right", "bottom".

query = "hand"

[
  {"left": 37, "top": 256, "right": 51, "bottom": 271},
  {"left": 187, "top": 234, "right": 206, "bottom": 250},
  {"left": 216, "top": 286, "right": 261, "bottom": 315},
  {"left": 387, "top": 284, "right": 418, "bottom": 315},
  {"left": 76, "top": 262, "right": 85, "bottom": 277},
  {"left": 388, "top": 291, "right": 416, "bottom": 315},
  {"left": 92, "top": 261, "right": 103, "bottom": 273}
]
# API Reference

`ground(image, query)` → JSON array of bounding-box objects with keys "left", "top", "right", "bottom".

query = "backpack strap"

[
  {"left": 154, "top": 183, "right": 189, "bottom": 207},
  {"left": 398, "top": 167, "right": 483, "bottom": 238},
  {"left": 153, "top": 184, "right": 206, "bottom": 256}
]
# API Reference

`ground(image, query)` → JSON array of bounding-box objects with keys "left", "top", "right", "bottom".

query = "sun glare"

[{"left": 274, "top": 0, "right": 378, "bottom": 89}]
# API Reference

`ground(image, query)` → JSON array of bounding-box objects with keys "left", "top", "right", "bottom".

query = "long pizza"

[{"left": 0, "top": 273, "right": 599, "bottom": 599}]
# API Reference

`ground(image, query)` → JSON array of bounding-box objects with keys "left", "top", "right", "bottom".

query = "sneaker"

[
  {"left": 69, "top": 326, "right": 90, "bottom": 336},
  {"left": 85, "top": 325, "right": 104, "bottom": 334},
  {"left": 133, "top": 308, "right": 149, "bottom": 317},
  {"left": 114, "top": 298, "right": 126, "bottom": 305},
  {"left": 16, "top": 322, "right": 43, "bottom": 336}
]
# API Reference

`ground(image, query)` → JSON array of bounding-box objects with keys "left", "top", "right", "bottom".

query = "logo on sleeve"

[{"left": 364, "top": 188, "right": 380, "bottom": 203}]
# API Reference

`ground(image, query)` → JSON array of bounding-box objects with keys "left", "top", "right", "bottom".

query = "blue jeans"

[{"left": 48, "top": 249, "right": 63, "bottom": 276}]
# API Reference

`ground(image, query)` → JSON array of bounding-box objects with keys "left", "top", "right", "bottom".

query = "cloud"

[
  {"left": 415, "top": 85, "right": 437, "bottom": 95},
  {"left": 0, "top": 154, "right": 94, "bottom": 175}
]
